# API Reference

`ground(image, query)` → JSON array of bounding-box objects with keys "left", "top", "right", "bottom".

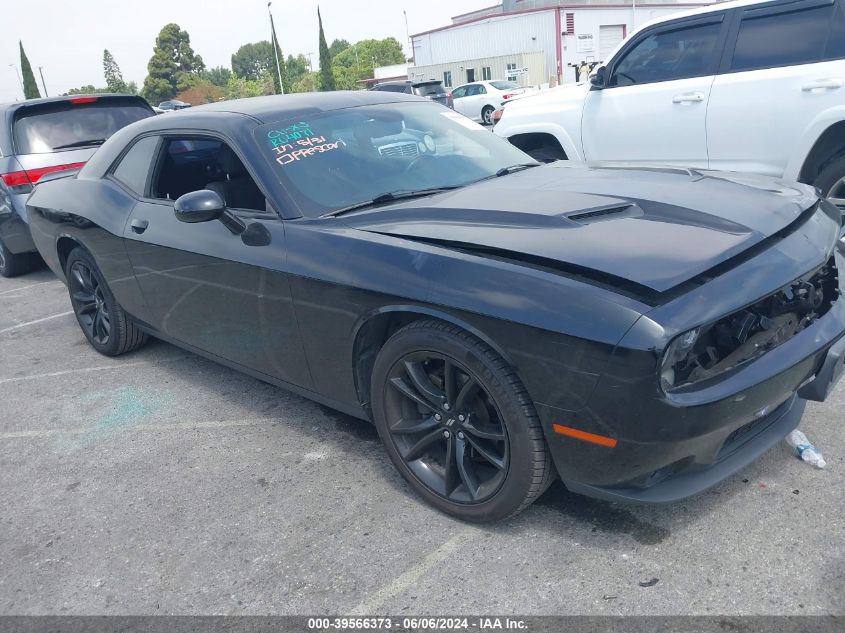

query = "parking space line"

[
  {"left": 349, "top": 529, "right": 474, "bottom": 615},
  {"left": 0, "top": 280, "right": 63, "bottom": 297},
  {"left": 0, "top": 418, "right": 273, "bottom": 440},
  {"left": 0, "top": 356, "right": 189, "bottom": 385},
  {"left": 0, "top": 311, "right": 73, "bottom": 334}
]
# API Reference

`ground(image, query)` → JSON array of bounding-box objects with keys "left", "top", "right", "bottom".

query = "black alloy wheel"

[
  {"left": 65, "top": 247, "right": 148, "bottom": 356},
  {"left": 69, "top": 260, "right": 111, "bottom": 345},
  {"left": 383, "top": 351, "right": 509, "bottom": 503},
  {"left": 371, "top": 320, "right": 554, "bottom": 522}
]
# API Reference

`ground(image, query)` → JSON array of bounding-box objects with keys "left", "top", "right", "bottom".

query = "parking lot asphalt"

[{"left": 0, "top": 267, "right": 842, "bottom": 616}]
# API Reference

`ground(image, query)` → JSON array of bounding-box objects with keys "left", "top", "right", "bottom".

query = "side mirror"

[
  {"left": 589, "top": 66, "right": 607, "bottom": 90},
  {"left": 174, "top": 189, "right": 225, "bottom": 224}
]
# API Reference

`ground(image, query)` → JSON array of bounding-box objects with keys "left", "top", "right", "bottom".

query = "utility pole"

[
  {"left": 9, "top": 64, "right": 23, "bottom": 98},
  {"left": 38, "top": 66, "right": 48, "bottom": 97},
  {"left": 268, "top": 2, "right": 285, "bottom": 94},
  {"left": 404, "top": 9, "right": 414, "bottom": 66}
]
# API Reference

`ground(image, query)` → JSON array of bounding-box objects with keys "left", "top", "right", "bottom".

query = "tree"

[
  {"left": 67, "top": 85, "right": 111, "bottom": 95},
  {"left": 331, "top": 38, "right": 406, "bottom": 90},
  {"left": 291, "top": 71, "right": 320, "bottom": 93},
  {"left": 270, "top": 25, "right": 289, "bottom": 94},
  {"left": 225, "top": 70, "right": 275, "bottom": 100},
  {"left": 231, "top": 41, "right": 274, "bottom": 81},
  {"left": 200, "top": 66, "right": 231, "bottom": 88},
  {"left": 103, "top": 49, "right": 129, "bottom": 93},
  {"left": 142, "top": 23, "right": 205, "bottom": 104},
  {"left": 286, "top": 54, "right": 309, "bottom": 85},
  {"left": 19, "top": 42, "right": 40, "bottom": 100},
  {"left": 176, "top": 80, "right": 225, "bottom": 105},
  {"left": 329, "top": 39, "right": 350, "bottom": 58},
  {"left": 317, "top": 7, "right": 335, "bottom": 91}
]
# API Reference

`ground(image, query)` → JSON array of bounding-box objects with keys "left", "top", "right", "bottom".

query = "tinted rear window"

[
  {"left": 13, "top": 100, "right": 152, "bottom": 154},
  {"left": 413, "top": 83, "right": 444, "bottom": 96},
  {"left": 731, "top": 5, "right": 831, "bottom": 71},
  {"left": 373, "top": 84, "right": 409, "bottom": 93}
]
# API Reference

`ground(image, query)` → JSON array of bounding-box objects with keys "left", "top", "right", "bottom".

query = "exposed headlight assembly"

[{"left": 660, "top": 258, "right": 839, "bottom": 393}]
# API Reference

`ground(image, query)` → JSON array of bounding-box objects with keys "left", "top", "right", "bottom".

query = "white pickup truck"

[{"left": 494, "top": 0, "right": 845, "bottom": 206}]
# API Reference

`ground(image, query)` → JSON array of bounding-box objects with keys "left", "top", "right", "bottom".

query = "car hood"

[{"left": 341, "top": 162, "right": 821, "bottom": 295}]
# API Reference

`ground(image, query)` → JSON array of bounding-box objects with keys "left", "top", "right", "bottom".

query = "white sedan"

[{"left": 450, "top": 80, "right": 532, "bottom": 125}]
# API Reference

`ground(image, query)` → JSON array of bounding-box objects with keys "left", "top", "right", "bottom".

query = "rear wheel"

[
  {"left": 0, "top": 238, "right": 32, "bottom": 278},
  {"left": 813, "top": 154, "right": 845, "bottom": 211},
  {"left": 371, "top": 320, "right": 554, "bottom": 522},
  {"left": 66, "top": 248, "right": 148, "bottom": 356},
  {"left": 481, "top": 106, "right": 495, "bottom": 126}
]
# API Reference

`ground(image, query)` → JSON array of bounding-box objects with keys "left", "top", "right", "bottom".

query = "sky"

[{"left": 1, "top": 0, "right": 495, "bottom": 102}]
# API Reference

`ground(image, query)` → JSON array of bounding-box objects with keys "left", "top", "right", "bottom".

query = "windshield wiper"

[
  {"left": 52, "top": 138, "right": 107, "bottom": 150},
  {"left": 494, "top": 162, "right": 541, "bottom": 177},
  {"left": 322, "top": 186, "right": 461, "bottom": 218}
]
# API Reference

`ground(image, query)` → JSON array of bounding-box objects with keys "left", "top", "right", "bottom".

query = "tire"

[
  {"left": 65, "top": 247, "right": 148, "bottom": 356},
  {"left": 813, "top": 154, "right": 845, "bottom": 208},
  {"left": 481, "top": 106, "right": 495, "bottom": 126},
  {"left": 0, "top": 237, "right": 33, "bottom": 278},
  {"left": 370, "top": 320, "right": 555, "bottom": 522}
]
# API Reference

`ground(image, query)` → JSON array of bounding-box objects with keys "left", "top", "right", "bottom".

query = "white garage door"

[{"left": 599, "top": 25, "right": 625, "bottom": 62}]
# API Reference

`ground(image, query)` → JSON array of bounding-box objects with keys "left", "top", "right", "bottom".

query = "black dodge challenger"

[{"left": 26, "top": 91, "right": 845, "bottom": 521}]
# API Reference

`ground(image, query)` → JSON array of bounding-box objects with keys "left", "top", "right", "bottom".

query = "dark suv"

[
  {"left": 371, "top": 80, "right": 453, "bottom": 108},
  {"left": 0, "top": 94, "right": 154, "bottom": 276}
]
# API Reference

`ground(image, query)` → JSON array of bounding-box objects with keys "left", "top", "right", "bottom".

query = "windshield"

[
  {"left": 490, "top": 81, "right": 520, "bottom": 90},
  {"left": 254, "top": 102, "right": 532, "bottom": 217},
  {"left": 13, "top": 101, "right": 152, "bottom": 154}
]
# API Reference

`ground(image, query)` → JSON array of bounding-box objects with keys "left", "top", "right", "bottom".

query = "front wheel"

[
  {"left": 66, "top": 248, "right": 148, "bottom": 356},
  {"left": 371, "top": 320, "right": 554, "bottom": 522},
  {"left": 481, "top": 106, "right": 495, "bottom": 126}
]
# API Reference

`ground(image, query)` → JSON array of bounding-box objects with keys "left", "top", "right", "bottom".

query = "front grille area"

[{"left": 378, "top": 142, "right": 419, "bottom": 158}]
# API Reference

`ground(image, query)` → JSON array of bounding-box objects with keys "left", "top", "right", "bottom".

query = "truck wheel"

[{"left": 813, "top": 154, "right": 845, "bottom": 210}]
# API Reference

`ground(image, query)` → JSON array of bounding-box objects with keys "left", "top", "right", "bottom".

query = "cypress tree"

[
  {"left": 103, "top": 49, "right": 129, "bottom": 93},
  {"left": 317, "top": 7, "right": 335, "bottom": 91},
  {"left": 19, "top": 42, "right": 41, "bottom": 100}
]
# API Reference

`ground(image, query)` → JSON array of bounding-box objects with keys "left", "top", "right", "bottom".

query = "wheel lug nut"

[
  {"left": 434, "top": 414, "right": 442, "bottom": 421},
  {"left": 457, "top": 432, "right": 465, "bottom": 440},
  {"left": 443, "top": 430, "right": 451, "bottom": 438},
  {"left": 458, "top": 414, "right": 465, "bottom": 422},
  {"left": 443, "top": 403, "right": 450, "bottom": 411}
]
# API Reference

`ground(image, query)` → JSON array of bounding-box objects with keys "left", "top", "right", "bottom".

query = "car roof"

[
  {"left": 636, "top": 0, "right": 779, "bottom": 30},
  {"left": 187, "top": 90, "right": 428, "bottom": 123}
]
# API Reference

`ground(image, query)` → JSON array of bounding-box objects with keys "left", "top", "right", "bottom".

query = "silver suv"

[{"left": 0, "top": 94, "right": 153, "bottom": 276}]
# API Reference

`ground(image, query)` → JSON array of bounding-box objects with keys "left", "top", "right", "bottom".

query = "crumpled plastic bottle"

[{"left": 785, "top": 429, "right": 827, "bottom": 469}]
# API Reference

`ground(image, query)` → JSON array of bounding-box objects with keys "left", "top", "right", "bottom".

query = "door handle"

[
  {"left": 672, "top": 92, "right": 705, "bottom": 104},
  {"left": 802, "top": 78, "right": 844, "bottom": 92},
  {"left": 130, "top": 219, "right": 149, "bottom": 234}
]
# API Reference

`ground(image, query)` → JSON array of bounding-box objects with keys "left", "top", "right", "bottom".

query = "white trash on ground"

[{"left": 785, "top": 429, "right": 827, "bottom": 469}]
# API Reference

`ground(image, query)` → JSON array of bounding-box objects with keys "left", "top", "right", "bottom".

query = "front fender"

[{"left": 784, "top": 104, "right": 845, "bottom": 183}]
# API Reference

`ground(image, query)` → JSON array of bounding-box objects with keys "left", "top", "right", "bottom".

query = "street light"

[
  {"left": 9, "top": 64, "right": 23, "bottom": 98},
  {"left": 268, "top": 1, "right": 285, "bottom": 95}
]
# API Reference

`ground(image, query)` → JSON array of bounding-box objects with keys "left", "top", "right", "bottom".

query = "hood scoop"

[{"left": 565, "top": 204, "right": 641, "bottom": 224}]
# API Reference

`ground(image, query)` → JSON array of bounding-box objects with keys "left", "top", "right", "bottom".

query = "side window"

[
  {"left": 111, "top": 136, "right": 159, "bottom": 196},
  {"left": 826, "top": 0, "right": 845, "bottom": 59},
  {"left": 452, "top": 86, "right": 467, "bottom": 99},
  {"left": 610, "top": 21, "right": 722, "bottom": 86},
  {"left": 477, "top": 84, "right": 487, "bottom": 94},
  {"left": 151, "top": 137, "right": 266, "bottom": 212},
  {"left": 731, "top": 4, "right": 832, "bottom": 71}
]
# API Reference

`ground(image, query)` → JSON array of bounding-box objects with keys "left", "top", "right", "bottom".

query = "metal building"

[{"left": 410, "top": 1, "right": 715, "bottom": 88}]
